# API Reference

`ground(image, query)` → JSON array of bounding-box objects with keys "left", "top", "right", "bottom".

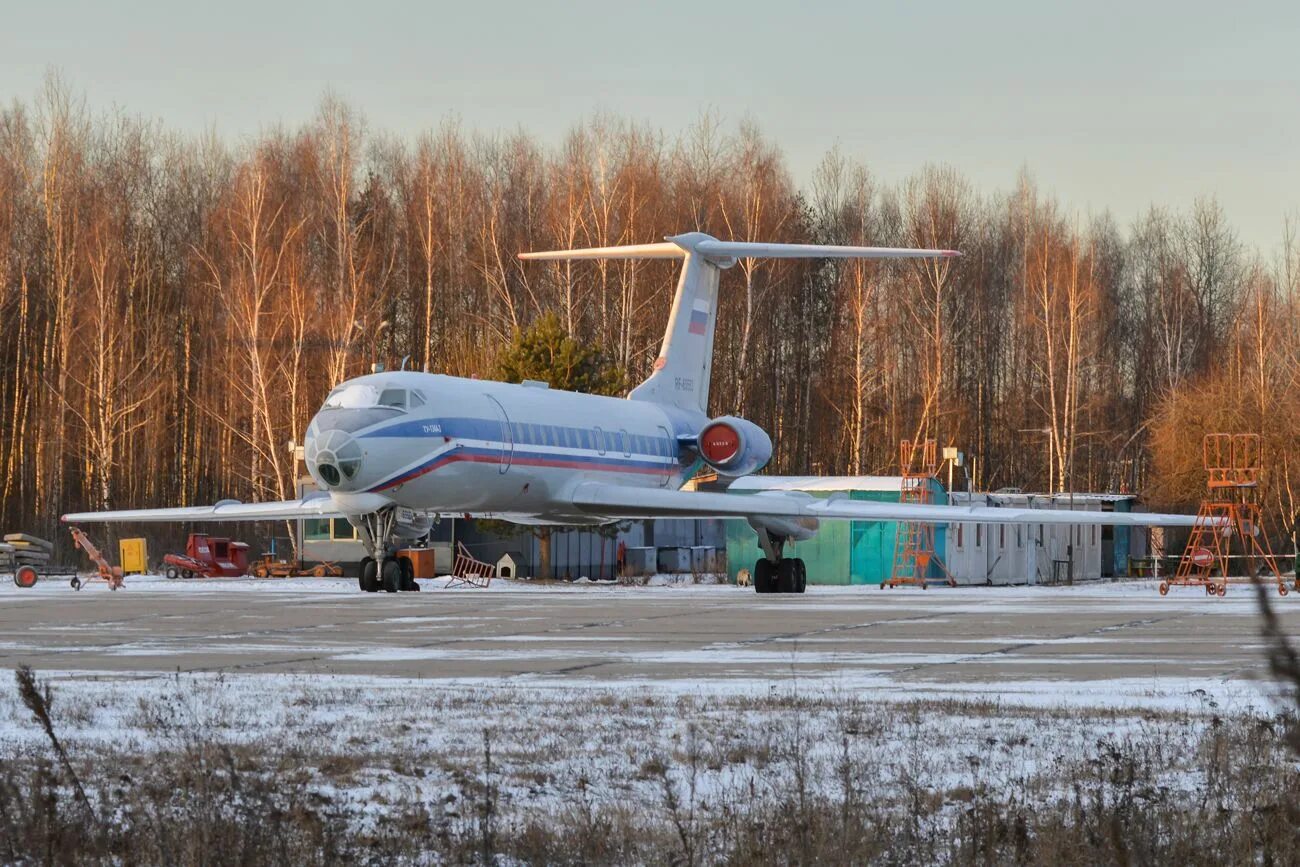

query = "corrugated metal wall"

[{"left": 725, "top": 481, "right": 948, "bottom": 585}]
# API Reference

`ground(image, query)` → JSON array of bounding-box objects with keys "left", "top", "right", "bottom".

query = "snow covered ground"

[{"left": 2, "top": 575, "right": 1297, "bottom": 854}]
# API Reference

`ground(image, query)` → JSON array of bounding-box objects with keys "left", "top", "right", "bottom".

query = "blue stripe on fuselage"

[
  {"left": 360, "top": 416, "right": 678, "bottom": 459},
  {"left": 365, "top": 444, "right": 677, "bottom": 493}
]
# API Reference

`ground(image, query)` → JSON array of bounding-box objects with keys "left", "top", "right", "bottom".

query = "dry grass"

[{"left": 1, "top": 665, "right": 1299, "bottom": 865}]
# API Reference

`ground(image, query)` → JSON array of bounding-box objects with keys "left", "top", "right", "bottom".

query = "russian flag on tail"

[{"left": 688, "top": 297, "right": 709, "bottom": 335}]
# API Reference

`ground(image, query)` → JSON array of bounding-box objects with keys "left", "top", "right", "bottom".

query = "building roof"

[
  {"left": 951, "top": 491, "right": 1138, "bottom": 506},
  {"left": 729, "top": 475, "right": 912, "bottom": 493}
]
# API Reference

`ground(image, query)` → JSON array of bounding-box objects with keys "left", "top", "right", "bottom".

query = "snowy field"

[{"left": 2, "top": 575, "right": 1298, "bottom": 859}]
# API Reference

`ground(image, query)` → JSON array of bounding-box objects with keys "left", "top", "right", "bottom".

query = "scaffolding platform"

[
  {"left": 883, "top": 439, "right": 955, "bottom": 589},
  {"left": 1164, "top": 434, "right": 1295, "bottom": 597}
]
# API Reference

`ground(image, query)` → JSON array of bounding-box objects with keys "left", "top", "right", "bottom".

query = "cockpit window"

[
  {"left": 410, "top": 390, "right": 427, "bottom": 409},
  {"left": 322, "top": 383, "right": 409, "bottom": 413}
]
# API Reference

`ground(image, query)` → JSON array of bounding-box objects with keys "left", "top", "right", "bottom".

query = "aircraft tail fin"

[{"left": 519, "top": 232, "right": 959, "bottom": 415}]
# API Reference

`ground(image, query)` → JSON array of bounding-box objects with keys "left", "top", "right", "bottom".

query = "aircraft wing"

[
  {"left": 569, "top": 483, "right": 1200, "bottom": 527},
  {"left": 61, "top": 494, "right": 346, "bottom": 524}
]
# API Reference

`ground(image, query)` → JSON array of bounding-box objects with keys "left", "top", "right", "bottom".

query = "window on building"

[
  {"left": 331, "top": 518, "right": 357, "bottom": 540},
  {"left": 976, "top": 525, "right": 982, "bottom": 548},
  {"left": 999, "top": 525, "right": 1005, "bottom": 548},
  {"left": 956, "top": 524, "right": 964, "bottom": 549},
  {"left": 304, "top": 519, "right": 330, "bottom": 541}
]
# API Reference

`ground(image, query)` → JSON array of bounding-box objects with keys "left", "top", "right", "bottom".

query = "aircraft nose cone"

[{"left": 306, "top": 429, "right": 364, "bottom": 489}]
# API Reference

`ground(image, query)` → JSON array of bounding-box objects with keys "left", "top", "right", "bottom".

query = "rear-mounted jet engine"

[{"left": 696, "top": 416, "right": 772, "bottom": 477}]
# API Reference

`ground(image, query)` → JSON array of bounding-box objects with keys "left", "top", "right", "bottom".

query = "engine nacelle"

[{"left": 696, "top": 416, "right": 772, "bottom": 477}]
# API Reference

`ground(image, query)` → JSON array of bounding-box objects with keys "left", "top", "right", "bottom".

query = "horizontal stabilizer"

[
  {"left": 519, "top": 232, "right": 960, "bottom": 264},
  {"left": 519, "top": 242, "right": 685, "bottom": 261}
]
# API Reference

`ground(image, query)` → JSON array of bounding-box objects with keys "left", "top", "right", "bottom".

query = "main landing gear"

[
  {"left": 752, "top": 531, "right": 807, "bottom": 594},
  {"left": 753, "top": 557, "right": 806, "bottom": 594},
  {"left": 355, "top": 507, "right": 421, "bottom": 594}
]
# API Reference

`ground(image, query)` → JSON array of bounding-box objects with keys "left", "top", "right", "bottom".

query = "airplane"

[{"left": 63, "top": 231, "right": 1203, "bottom": 593}]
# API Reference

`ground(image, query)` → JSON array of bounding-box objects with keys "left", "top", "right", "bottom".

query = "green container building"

[{"left": 722, "top": 476, "right": 947, "bottom": 586}]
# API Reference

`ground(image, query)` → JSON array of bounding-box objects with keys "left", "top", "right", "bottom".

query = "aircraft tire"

[
  {"left": 776, "top": 558, "right": 797, "bottom": 593},
  {"left": 753, "top": 558, "right": 775, "bottom": 593},
  {"left": 381, "top": 558, "right": 402, "bottom": 593},
  {"left": 398, "top": 556, "right": 417, "bottom": 591},
  {"left": 794, "top": 558, "right": 807, "bottom": 593},
  {"left": 359, "top": 557, "right": 379, "bottom": 593}
]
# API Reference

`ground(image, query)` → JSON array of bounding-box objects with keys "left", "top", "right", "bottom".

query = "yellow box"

[{"left": 119, "top": 538, "right": 148, "bottom": 575}]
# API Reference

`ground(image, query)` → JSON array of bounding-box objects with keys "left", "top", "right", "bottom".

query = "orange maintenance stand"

[{"left": 1163, "top": 434, "right": 1295, "bottom": 597}]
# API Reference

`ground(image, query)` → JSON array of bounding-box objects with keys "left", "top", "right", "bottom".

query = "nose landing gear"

[
  {"left": 358, "top": 555, "right": 420, "bottom": 593},
  {"left": 355, "top": 508, "right": 422, "bottom": 594}
]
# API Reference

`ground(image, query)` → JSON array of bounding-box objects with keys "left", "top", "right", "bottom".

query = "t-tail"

[{"left": 520, "top": 232, "right": 959, "bottom": 414}]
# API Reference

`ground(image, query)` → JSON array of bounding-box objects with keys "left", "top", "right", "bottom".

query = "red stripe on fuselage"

[{"left": 370, "top": 448, "right": 673, "bottom": 492}]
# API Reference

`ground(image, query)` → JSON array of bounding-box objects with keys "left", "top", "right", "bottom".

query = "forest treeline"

[{"left": 1, "top": 78, "right": 1297, "bottom": 538}]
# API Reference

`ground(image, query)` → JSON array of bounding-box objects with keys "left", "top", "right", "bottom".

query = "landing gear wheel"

[
  {"left": 165, "top": 565, "right": 181, "bottom": 580},
  {"left": 381, "top": 558, "right": 402, "bottom": 593},
  {"left": 359, "top": 557, "right": 379, "bottom": 593},
  {"left": 753, "top": 558, "right": 775, "bottom": 594},
  {"left": 13, "top": 565, "right": 37, "bottom": 588},
  {"left": 70, "top": 576, "right": 82, "bottom": 591},
  {"left": 1158, "top": 581, "right": 1169, "bottom": 596},
  {"left": 398, "top": 557, "right": 417, "bottom": 591},
  {"left": 777, "top": 558, "right": 797, "bottom": 594},
  {"left": 794, "top": 558, "right": 807, "bottom": 594}
]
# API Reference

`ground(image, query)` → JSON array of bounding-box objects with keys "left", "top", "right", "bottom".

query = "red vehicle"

[{"left": 163, "top": 534, "right": 250, "bottom": 579}]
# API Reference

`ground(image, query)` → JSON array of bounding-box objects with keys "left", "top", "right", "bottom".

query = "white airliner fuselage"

[{"left": 306, "top": 371, "right": 706, "bottom": 524}]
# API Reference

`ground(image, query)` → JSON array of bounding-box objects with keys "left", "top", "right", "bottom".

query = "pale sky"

[{"left": 4, "top": 0, "right": 1297, "bottom": 251}]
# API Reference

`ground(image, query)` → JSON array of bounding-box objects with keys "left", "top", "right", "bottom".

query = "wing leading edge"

[
  {"left": 569, "top": 483, "right": 1201, "bottom": 527},
  {"left": 61, "top": 495, "right": 345, "bottom": 524}
]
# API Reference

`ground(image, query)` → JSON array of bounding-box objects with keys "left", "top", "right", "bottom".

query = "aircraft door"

[
  {"left": 658, "top": 425, "right": 674, "bottom": 487},
  {"left": 485, "top": 395, "right": 513, "bottom": 474}
]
